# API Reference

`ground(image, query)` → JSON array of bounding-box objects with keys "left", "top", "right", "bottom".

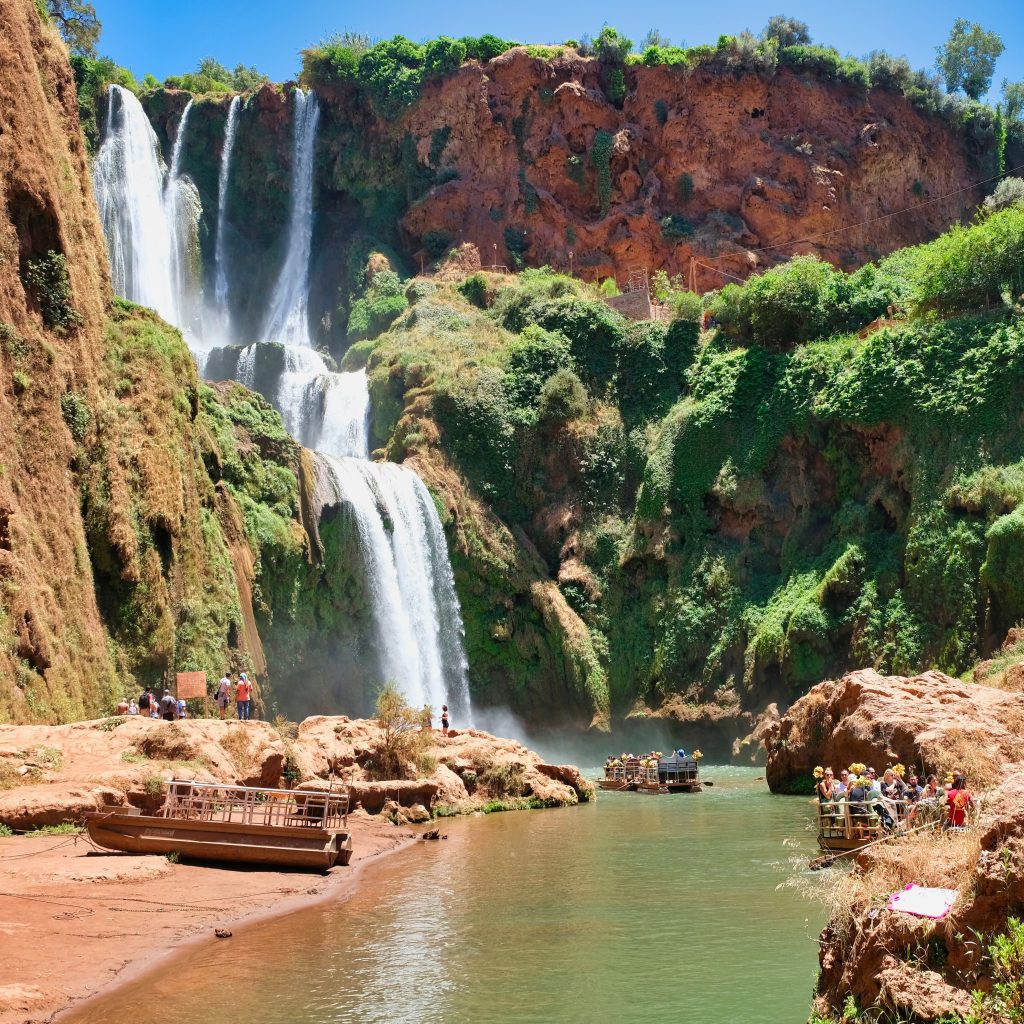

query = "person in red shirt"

[{"left": 946, "top": 774, "right": 973, "bottom": 829}]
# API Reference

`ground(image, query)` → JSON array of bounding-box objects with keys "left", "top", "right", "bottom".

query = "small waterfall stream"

[
  {"left": 92, "top": 82, "right": 472, "bottom": 722},
  {"left": 214, "top": 95, "right": 241, "bottom": 314},
  {"left": 261, "top": 89, "right": 320, "bottom": 347}
]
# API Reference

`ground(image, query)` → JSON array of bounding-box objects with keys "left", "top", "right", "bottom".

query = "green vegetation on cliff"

[{"left": 343, "top": 201, "right": 1024, "bottom": 729}]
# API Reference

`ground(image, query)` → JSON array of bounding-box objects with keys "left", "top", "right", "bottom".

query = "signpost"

[{"left": 175, "top": 671, "right": 208, "bottom": 717}]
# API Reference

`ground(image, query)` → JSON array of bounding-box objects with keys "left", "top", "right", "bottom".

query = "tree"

[
  {"left": 638, "top": 29, "right": 671, "bottom": 52},
  {"left": 197, "top": 56, "right": 231, "bottom": 85},
  {"left": 936, "top": 20, "right": 1005, "bottom": 100},
  {"left": 760, "top": 15, "right": 811, "bottom": 48},
  {"left": 231, "top": 64, "right": 268, "bottom": 91},
  {"left": 1004, "top": 80, "right": 1024, "bottom": 123},
  {"left": 46, "top": 0, "right": 100, "bottom": 58}
]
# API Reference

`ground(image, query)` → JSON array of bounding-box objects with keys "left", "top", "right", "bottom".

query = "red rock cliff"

[{"left": 397, "top": 49, "right": 984, "bottom": 288}]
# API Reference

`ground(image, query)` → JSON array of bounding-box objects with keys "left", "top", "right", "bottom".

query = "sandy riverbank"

[{"left": 0, "top": 811, "right": 417, "bottom": 1023}]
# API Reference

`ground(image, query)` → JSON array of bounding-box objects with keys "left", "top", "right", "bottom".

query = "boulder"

[
  {"left": 0, "top": 784, "right": 125, "bottom": 830},
  {"left": 348, "top": 780, "right": 440, "bottom": 813},
  {"left": 764, "top": 668, "right": 1024, "bottom": 792}
]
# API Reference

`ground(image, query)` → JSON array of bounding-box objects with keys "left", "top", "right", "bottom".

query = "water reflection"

[{"left": 67, "top": 768, "right": 824, "bottom": 1024}]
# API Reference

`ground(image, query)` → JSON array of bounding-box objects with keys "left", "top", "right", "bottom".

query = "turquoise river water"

[{"left": 66, "top": 767, "right": 825, "bottom": 1024}]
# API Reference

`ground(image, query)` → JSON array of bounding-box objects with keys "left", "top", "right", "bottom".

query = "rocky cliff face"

[
  {"left": 139, "top": 49, "right": 992, "bottom": 358},
  {"left": 0, "top": 0, "right": 313, "bottom": 721}
]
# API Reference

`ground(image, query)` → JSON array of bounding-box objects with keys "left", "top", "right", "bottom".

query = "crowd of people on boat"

[{"left": 814, "top": 763, "right": 974, "bottom": 832}]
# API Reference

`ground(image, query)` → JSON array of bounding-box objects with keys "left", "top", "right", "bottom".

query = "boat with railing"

[
  {"left": 600, "top": 750, "right": 702, "bottom": 793},
  {"left": 85, "top": 779, "right": 353, "bottom": 870},
  {"left": 815, "top": 796, "right": 947, "bottom": 852}
]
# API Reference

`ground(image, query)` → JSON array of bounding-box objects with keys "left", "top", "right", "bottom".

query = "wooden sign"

[{"left": 175, "top": 671, "right": 207, "bottom": 700}]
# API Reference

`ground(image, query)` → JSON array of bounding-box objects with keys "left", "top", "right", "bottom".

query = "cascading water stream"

[
  {"left": 214, "top": 95, "right": 241, "bottom": 314},
  {"left": 261, "top": 90, "right": 319, "bottom": 347},
  {"left": 93, "top": 84, "right": 178, "bottom": 323}
]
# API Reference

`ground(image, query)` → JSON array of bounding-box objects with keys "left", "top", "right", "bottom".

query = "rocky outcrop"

[
  {"left": 764, "top": 669, "right": 1024, "bottom": 792},
  {"left": 814, "top": 766, "right": 1024, "bottom": 1021},
  {"left": 0, "top": 716, "right": 593, "bottom": 828}
]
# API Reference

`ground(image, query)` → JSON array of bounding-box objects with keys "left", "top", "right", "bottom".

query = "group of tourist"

[
  {"left": 115, "top": 689, "right": 187, "bottom": 720},
  {"left": 113, "top": 671, "right": 259, "bottom": 722},
  {"left": 814, "top": 763, "right": 974, "bottom": 831}
]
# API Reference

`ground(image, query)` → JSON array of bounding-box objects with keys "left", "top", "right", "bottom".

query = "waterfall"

[
  {"left": 93, "top": 84, "right": 178, "bottom": 323},
  {"left": 214, "top": 95, "right": 241, "bottom": 314},
  {"left": 317, "top": 454, "right": 472, "bottom": 719},
  {"left": 165, "top": 99, "right": 203, "bottom": 342},
  {"left": 235, "top": 346, "right": 368, "bottom": 456},
  {"left": 261, "top": 90, "right": 320, "bottom": 346},
  {"left": 92, "top": 81, "right": 473, "bottom": 724},
  {"left": 94, "top": 85, "right": 201, "bottom": 343}
]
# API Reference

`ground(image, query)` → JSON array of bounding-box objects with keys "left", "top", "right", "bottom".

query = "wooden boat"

[
  {"left": 85, "top": 780, "right": 353, "bottom": 871},
  {"left": 599, "top": 751, "right": 702, "bottom": 794},
  {"left": 815, "top": 796, "right": 927, "bottom": 853}
]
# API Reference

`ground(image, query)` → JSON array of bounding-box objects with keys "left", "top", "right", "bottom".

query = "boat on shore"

[
  {"left": 85, "top": 780, "right": 353, "bottom": 871},
  {"left": 599, "top": 750, "right": 702, "bottom": 794}
]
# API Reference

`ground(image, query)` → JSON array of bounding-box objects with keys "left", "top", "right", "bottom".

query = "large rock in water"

[{"left": 764, "top": 668, "right": 1024, "bottom": 792}]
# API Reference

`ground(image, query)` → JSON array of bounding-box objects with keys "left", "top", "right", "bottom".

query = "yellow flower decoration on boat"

[
  {"left": 891, "top": 763, "right": 906, "bottom": 778},
  {"left": 813, "top": 766, "right": 825, "bottom": 779},
  {"left": 693, "top": 750, "right": 703, "bottom": 760},
  {"left": 849, "top": 762, "right": 866, "bottom": 776},
  {"left": 946, "top": 772, "right": 954, "bottom": 784}
]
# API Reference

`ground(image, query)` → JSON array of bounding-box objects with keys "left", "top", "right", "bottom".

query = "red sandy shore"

[{"left": 0, "top": 811, "right": 417, "bottom": 1023}]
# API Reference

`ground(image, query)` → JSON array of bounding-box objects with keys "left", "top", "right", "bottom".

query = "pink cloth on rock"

[{"left": 886, "top": 884, "right": 958, "bottom": 919}]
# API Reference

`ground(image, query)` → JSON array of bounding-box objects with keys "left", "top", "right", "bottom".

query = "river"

[{"left": 66, "top": 767, "right": 824, "bottom": 1024}]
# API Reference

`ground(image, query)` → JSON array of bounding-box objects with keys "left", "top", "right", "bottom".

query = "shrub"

[
  {"left": 503, "top": 225, "right": 530, "bottom": 269},
  {"left": 590, "top": 130, "right": 613, "bottom": 215},
  {"left": 503, "top": 325, "right": 574, "bottom": 417},
  {"left": 760, "top": 15, "right": 811, "bottom": 48},
  {"left": 910, "top": 205, "right": 1024, "bottom": 315},
  {"left": 368, "top": 683, "right": 431, "bottom": 780},
  {"left": 677, "top": 172, "right": 695, "bottom": 203},
  {"left": 480, "top": 761, "right": 526, "bottom": 798},
  {"left": 22, "top": 250, "right": 82, "bottom": 330},
  {"left": 538, "top": 367, "right": 588, "bottom": 424},
  {"left": 660, "top": 215, "right": 694, "bottom": 239},
  {"left": 984, "top": 176, "right": 1024, "bottom": 213},
  {"left": 458, "top": 273, "right": 488, "bottom": 308},
  {"left": 422, "top": 230, "right": 452, "bottom": 259},
  {"left": 534, "top": 297, "right": 626, "bottom": 386},
  {"left": 460, "top": 35, "right": 517, "bottom": 62},
  {"left": 347, "top": 269, "right": 408, "bottom": 341},
  {"left": 779, "top": 45, "right": 869, "bottom": 91},
  {"left": 423, "top": 36, "right": 467, "bottom": 78},
  {"left": 642, "top": 45, "right": 690, "bottom": 68},
  {"left": 357, "top": 36, "right": 426, "bottom": 119},
  {"left": 654, "top": 99, "right": 669, "bottom": 124},
  {"left": 60, "top": 391, "right": 91, "bottom": 442}
]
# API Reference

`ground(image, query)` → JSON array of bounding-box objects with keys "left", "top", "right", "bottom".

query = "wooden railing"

[
  {"left": 816, "top": 797, "right": 950, "bottom": 842},
  {"left": 163, "top": 780, "right": 349, "bottom": 829}
]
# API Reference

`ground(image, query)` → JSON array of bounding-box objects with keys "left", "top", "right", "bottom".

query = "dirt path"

[{"left": 0, "top": 811, "right": 417, "bottom": 1023}]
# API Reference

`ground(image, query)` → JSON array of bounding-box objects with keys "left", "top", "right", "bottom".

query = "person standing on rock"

[
  {"left": 235, "top": 674, "right": 248, "bottom": 720},
  {"left": 945, "top": 774, "right": 973, "bottom": 830},
  {"left": 116, "top": 696, "right": 129, "bottom": 716},
  {"left": 128, "top": 698, "right": 139, "bottom": 716},
  {"left": 138, "top": 688, "right": 152, "bottom": 717},
  {"left": 217, "top": 672, "right": 231, "bottom": 720},
  {"left": 441, "top": 704, "right": 450, "bottom": 736},
  {"left": 159, "top": 689, "right": 177, "bottom": 722}
]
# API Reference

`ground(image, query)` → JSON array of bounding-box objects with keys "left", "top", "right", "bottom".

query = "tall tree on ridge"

[
  {"left": 936, "top": 19, "right": 1005, "bottom": 100},
  {"left": 45, "top": 0, "right": 100, "bottom": 59}
]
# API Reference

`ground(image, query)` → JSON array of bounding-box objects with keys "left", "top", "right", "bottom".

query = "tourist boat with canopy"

[
  {"left": 85, "top": 779, "right": 353, "bottom": 871},
  {"left": 599, "top": 749, "right": 703, "bottom": 793}
]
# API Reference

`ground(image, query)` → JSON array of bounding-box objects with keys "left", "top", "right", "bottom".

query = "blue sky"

[{"left": 94, "top": 0, "right": 1022, "bottom": 99}]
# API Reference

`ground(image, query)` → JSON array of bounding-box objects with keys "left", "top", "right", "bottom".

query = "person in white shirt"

[{"left": 216, "top": 673, "right": 231, "bottom": 720}]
